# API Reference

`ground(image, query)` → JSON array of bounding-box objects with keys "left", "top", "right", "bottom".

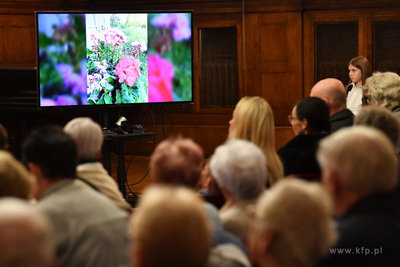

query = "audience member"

[
  {"left": 198, "top": 159, "right": 225, "bottom": 209},
  {"left": 0, "top": 150, "right": 34, "bottom": 200},
  {"left": 363, "top": 71, "right": 400, "bottom": 119},
  {"left": 21, "top": 125, "right": 130, "bottom": 267},
  {"left": 363, "top": 71, "right": 400, "bottom": 157},
  {"left": 149, "top": 136, "right": 203, "bottom": 188},
  {"left": 346, "top": 56, "right": 372, "bottom": 115},
  {"left": 0, "top": 197, "right": 55, "bottom": 267},
  {"left": 278, "top": 96, "right": 330, "bottom": 179},
  {"left": 149, "top": 136, "right": 249, "bottom": 266},
  {"left": 310, "top": 78, "right": 354, "bottom": 132},
  {"left": 317, "top": 126, "right": 400, "bottom": 267},
  {"left": 354, "top": 105, "right": 400, "bottom": 147},
  {"left": 248, "top": 179, "right": 336, "bottom": 267},
  {"left": 130, "top": 185, "right": 211, "bottom": 267},
  {"left": 228, "top": 96, "right": 283, "bottom": 187},
  {"left": 64, "top": 117, "right": 131, "bottom": 212},
  {"left": 209, "top": 139, "right": 267, "bottom": 241},
  {"left": 0, "top": 123, "right": 9, "bottom": 150}
]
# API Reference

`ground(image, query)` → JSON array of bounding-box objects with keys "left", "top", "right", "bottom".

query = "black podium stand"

[{"left": 103, "top": 132, "right": 157, "bottom": 198}]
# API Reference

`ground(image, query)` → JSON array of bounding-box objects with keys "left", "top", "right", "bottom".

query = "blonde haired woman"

[{"left": 229, "top": 96, "right": 283, "bottom": 186}]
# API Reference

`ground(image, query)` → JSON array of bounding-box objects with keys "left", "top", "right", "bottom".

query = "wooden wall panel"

[
  {"left": 303, "top": 0, "right": 400, "bottom": 10},
  {"left": 2, "top": 0, "right": 400, "bottom": 160},
  {"left": 303, "top": 8, "right": 400, "bottom": 95},
  {"left": 244, "top": 12, "right": 302, "bottom": 126},
  {"left": 260, "top": 22, "right": 288, "bottom": 72},
  {"left": 133, "top": 124, "right": 294, "bottom": 157},
  {"left": 0, "top": 27, "right": 4, "bottom": 64},
  {"left": 132, "top": 125, "right": 229, "bottom": 158},
  {"left": 0, "top": 15, "right": 35, "bottom": 68},
  {"left": 303, "top": 10, "right": 364, "bottom": 94},
  {"left": 275, "top": 126, "right": 295, "bottom": 149},
  {"left": 262, "top": 73, "right": 297, "bottom": 122}
]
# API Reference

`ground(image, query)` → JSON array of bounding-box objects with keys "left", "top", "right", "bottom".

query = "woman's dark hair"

[
  {"left": 21, "top": 125, "right": 77, "bottom": 179},
  {"left": 296, "top": 97, "right": 331, "bottom": 133}
]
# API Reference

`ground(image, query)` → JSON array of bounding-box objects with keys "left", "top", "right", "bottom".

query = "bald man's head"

[{"left": 310, "top": 78, "right": 347, "bottom": 115}]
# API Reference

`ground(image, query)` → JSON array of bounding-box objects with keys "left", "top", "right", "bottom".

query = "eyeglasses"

[
  {"left": 288, "top": 115, "right": 299, "bottom": 123},
  {"left": 362, "top": 95, "right": 372, "bottom": 106}
]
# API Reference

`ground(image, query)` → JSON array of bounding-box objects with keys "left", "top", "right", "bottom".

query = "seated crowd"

[{"left": 0, "top": 71, "right": 400, "bottom": 267}]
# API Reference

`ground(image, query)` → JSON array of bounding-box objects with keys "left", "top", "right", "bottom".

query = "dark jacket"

[
  {"left": 319, "top": 191, "right": 400, "bottom": 267},
  {"left": 330, "top": 109, "right": 354, "bottom": 132},
  {"left": 277, "top": 133, "right": 329, "bottom": 177}
]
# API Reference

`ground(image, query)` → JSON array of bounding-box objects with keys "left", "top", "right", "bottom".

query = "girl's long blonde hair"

[{"left": 229, "top": 96, "right": 284, "bottom": 186}]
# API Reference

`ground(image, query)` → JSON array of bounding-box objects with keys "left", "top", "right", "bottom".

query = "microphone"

[{"left": 115, "top": 116, "right": 128, "bottom": 134}]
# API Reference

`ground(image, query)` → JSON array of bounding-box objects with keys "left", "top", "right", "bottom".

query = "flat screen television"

[{"left": 35, "top": 11, "right": 194, "bottom": 109}]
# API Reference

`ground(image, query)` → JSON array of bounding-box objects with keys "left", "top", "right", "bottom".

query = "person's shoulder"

[
  {"left": 278, "top": 135, "right": 303, "bottom": 150},
  {"left": 39, "top": 179, "right": 127, "bottom": 215},
  {"left": 336, "top": 191, "right": 400, "bottom": 236},
  {"left": 290, "top": 134, "right": 327, "bottom": 146},
  {"left": 207, "top": 243, "right": 251, "bottom": 267},
  {"left": 346, "top": 83, "right": 355, "bottom": 94},
  {"left": 331, "top": 109, "right": 354, "bottom": 120},
  {"left": 330, "top": 109, "right": 354, "bottom": 132}
]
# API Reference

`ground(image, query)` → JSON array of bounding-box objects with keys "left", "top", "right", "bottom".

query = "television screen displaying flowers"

[{"left": 35, "top": 11, "right": 193, "bottom": 107}]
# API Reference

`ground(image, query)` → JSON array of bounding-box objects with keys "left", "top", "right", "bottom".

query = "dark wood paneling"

[
  {"left": 134, "top": 124, "right": 294, "bottom": 157},
  {"left": 0, "top": 15, "right": 35, "bottom": 68},
  {"left": 1, "top": 0, "right": 400, "bottom": 159},
  {"left": 303, "top": 8, "right": 400, "bottom": 96},
  {"left": 244, "top": 12, "right": 302, "bottom": 126},
  {"left": 303, "top": 0, "right": 400, "bottom": 10}
]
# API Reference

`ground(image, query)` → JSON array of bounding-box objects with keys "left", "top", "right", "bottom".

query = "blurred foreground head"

[
  {"left": 149, "top": 136, "right": 204, "bottom": 188},
  {"left": 0, "top": 150, "right": 35, "bottom": 200},
  {"left": 317, "top": 126, "right": 398, "bottom": 215},
  {"left": 248, "top": 179, "right": 336, "bottom": 267},
  {"left": 64, "top": 117, "right": 103, "bottom": 161},
  {"left": 210, "top": 139, "right": 267, "bottom": 201},
  {"left": 0, "top": 198, "right": 55, "bottom": 267},
  {"left": 129, "top": 185, "right": 211, "bottom": 267}
]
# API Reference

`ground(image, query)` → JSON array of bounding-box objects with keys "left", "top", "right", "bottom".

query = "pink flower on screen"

[
  {"left": 148, "top": 54, "right": 174, "bottom": 102},
  {"left": 115, "top": 56, "right": 141, "bottom": 87},
  {"left": 131, "top": 39, "right": 147, "bottom": 52},
  {"left": 170, "top": 13, "right": 191, "bottom": 41},
  {"left": 151, "top": 13, "right": 191, "bottom": 42},
  {"left": 101, "top": 28, "right": 127, "bottom": 46}
]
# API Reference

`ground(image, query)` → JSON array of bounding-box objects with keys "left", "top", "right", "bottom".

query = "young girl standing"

[{"left": 346, "top": 56, "right": 372, "bottom": 115}]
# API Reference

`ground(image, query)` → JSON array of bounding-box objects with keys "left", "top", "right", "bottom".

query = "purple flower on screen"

[
  {"left": 38, "top": 14, "right": 69, "bottom": 38},
  {"left": 55, "top": 95, "right": 78, "bottom": 106},
  {"left": 151, "top": 14, "right": 171, "bottom": 28},
  {"left": 57, "top": 62, "right": 87, "bottom": 95},
  {"left": 151, "top": 13, "right": 191, "bottom": 41},
  {"left": 40, "top": 98, "right": 57, "bottom": 106}
]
